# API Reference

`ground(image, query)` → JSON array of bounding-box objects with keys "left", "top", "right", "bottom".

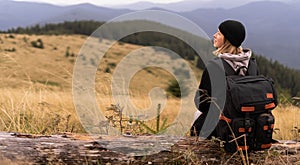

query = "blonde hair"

[{"left": 213, "top": 39, "right": 243, "bottom": 55}]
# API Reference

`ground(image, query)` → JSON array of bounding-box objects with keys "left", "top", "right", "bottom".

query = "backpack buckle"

[{"left": 245, "top": 118, "right": 251, "bottom": 131}]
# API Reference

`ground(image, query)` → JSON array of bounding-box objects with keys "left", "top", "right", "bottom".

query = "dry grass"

[
  {"left": 0, "top": 33, "right": 192, "bottom": 135},
  {"left": 0, "top": 87, "right": 84, "bottom": 134},
  {"left": 0, "top": 33, "right": 299, "bottom": 140},
  {"left": 0, "top": 86, "right": 185, "bottom": 135},
  {"left": 272, "top": 105, "right": 300, "bottom": 140}
]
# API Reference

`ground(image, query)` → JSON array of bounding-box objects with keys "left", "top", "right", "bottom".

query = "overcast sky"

[
  {"left": 13, "top": 0, "right": 289, "bottom": 7},
  {"left": 14, "top": 0, "right": 184, "bottom": 6}
]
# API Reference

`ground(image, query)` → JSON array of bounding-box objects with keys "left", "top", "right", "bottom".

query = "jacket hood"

[{"left": 218, "top": 49, "right": 252, "bottom": 76}]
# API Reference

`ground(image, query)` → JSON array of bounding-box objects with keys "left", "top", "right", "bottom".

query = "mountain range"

[
  {"left": 1, "top": 0, "right": 299, "bottom": 69},
  {"left": 110, "top": 0, "right": 296, "bottom": 11}
]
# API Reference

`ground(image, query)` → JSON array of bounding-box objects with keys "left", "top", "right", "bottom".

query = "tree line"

[
  {"left": 2, "top": 20, "right": 299, "bottom": 103},
  {"left": 2, "top": 20, "right": 104, "bottom": 36}
]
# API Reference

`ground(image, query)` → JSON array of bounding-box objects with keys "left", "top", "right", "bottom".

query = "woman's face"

[{"left": 213, "top": 30, "right": 225, "bottom": 48}]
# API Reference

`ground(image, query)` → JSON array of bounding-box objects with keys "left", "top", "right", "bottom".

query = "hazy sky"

[
  {"left": 13, "top": 0, "right": 291, "bottom": 8},
  {"left": 14, "top": 0, "right": 185, "bottom": 6},
  {"left": 15, "top": 0, "right": 289, "bottom": 6}
]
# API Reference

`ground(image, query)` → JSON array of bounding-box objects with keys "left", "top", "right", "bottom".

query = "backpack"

[{"left": 215, "top": 58, "right": 278, "bottom": 152}]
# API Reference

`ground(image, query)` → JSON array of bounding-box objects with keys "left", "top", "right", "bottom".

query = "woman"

[{"left": 191, "top": 19, "right": 254, "bottom": 138}]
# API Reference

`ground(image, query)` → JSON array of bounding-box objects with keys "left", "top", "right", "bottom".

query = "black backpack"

[{"left": 215, "top": 58, "right": 278, "bottom": 152}]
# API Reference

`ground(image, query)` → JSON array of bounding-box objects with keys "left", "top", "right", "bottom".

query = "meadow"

[{"left": 0, "top": 33, "right": 299, "bottom": 141}]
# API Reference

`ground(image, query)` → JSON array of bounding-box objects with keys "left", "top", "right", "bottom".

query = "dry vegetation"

[
  {"left": 0, "top": 33, "right": 192, "bottom": 135},
  {"left": 0, "top": 33, "right": 299, "bottom": 141},
  {"left": 273, "top": 105, "right": 300, "bottom": 140}
]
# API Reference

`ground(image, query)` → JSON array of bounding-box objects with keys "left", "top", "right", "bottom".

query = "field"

[{"left": 0, "top": 33, "right": 299, "bottom": 140}]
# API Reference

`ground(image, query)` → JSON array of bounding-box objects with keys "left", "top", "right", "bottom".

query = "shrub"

[
  {"left": 31, "top": 38, "right": 44, "bottom": 49},
  {"left": 167, "top": 79, "right": 189, "bottom": 98},
  {"left": 4, "top": 48, "right": 16, "bottom": 52}
]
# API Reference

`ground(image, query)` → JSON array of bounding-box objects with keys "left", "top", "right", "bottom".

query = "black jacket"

[
  {"left": 191, "top": 57, "right": 226, "bottom": 137},
  {"left": 190, "top": 57, "right": 258, "bottom": 138}
]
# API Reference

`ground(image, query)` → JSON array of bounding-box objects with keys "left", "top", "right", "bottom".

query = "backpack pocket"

[
  {"left": 229, "top": 118, "right": 255, "bottom": 152},
  {"left": 217, "top": 116, "right": 255, "bottom": 152},
  {"left": 226, "top": 75, "right": 278, "bottom": 114},
  {"left": 215, "top": 119, "right": 230, "bottom": 140},
  {"left": 254, "top": 113, "right": 275, "bottom": 150}
]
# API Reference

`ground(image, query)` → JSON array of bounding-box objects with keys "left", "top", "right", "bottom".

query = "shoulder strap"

[
  {"left": 221, "top": 57, "right": 259, "bottom": 76},
  {"left": 247, "top": 58, "right": 260, "bottom": 76},
  {"left": 221, "top": 59, "right": 236, "bottom": 76}
]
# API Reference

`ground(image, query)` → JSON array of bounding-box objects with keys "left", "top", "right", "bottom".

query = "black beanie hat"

[{"left": 218, "top": 20, "right": 246, "bottom": 47}]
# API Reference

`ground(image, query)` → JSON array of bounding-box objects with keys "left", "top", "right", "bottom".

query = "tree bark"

[{"left": 0, "top": 132, "right": 299, "bottom": 164}]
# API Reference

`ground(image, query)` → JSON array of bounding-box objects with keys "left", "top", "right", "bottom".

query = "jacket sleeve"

[
  {"left": 194, "top": 58, "right": 226, "bottom": 113},
  {"left": 196, "top": 68, "right": 212, "bottom": 113},
  {"left": 191, "top": 58, "right": 226, "bottom": 137}
]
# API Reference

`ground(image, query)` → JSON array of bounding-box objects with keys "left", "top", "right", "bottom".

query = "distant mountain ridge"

[
  {"left": 0, "top": 1, "right": 132, "bottom": 30},
  {"left": 110, "top": 0, "right": 294, "bottom": 12},
  {"left": 1, "top": 0, "right": 299, "bottom": 69},
  {"left": 180, "top": 1, "right": 300, "bottom": 69}
]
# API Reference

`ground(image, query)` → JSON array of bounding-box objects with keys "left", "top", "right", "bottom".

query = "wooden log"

[{"left": 0, "top": 132, "right": 299, "bottom": 164}]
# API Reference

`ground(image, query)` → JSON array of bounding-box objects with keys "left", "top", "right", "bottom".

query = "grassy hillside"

[
  {"left": 5, "top": 20, "right": 300, "bottom": 99},
  {"left": 0, "top": 34, "right": 87, "bottom": 133},
  {"left": 0, "top": 33, "right": 201, "bottom": 135},
  {"left": 0, "top": 34, "right": 83, "bottom": 90},
  {"left": 0, "top": 33, "right": 299, "bottom": 140},
  {"left": 0, "top": 33, "right": 201, "bottom": 92}
]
